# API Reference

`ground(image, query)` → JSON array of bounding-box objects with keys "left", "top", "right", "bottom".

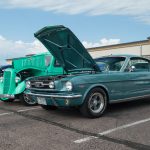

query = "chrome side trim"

[
  {"left": 0, "top": 94, "right": 15, "bottom": 99},
  {"left": 26, "top": 92, "right": 82, "bottom": 99},
  {"left": 110, "top": 94, "right": 150, "bottom": 104}
]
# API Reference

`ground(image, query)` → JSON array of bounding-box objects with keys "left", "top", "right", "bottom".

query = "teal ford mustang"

[{"left": 25, "top": 25, "right": 150, "bottom": 118}]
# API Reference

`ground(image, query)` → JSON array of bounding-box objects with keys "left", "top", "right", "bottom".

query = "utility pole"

[{"left": 140, "top": 45, "right": 142, "bottom": 56}]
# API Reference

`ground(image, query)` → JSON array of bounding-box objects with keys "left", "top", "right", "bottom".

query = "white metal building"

[{"left": 88, "top": 37, "right": 150, "bottom": 59}]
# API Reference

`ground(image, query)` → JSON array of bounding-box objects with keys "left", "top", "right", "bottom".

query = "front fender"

[
  {"left": 14, "top": 81, "right": 26, "bottom": 95},
  {"left": 82, "top": 84, "right": 109, "bottom": 102}
]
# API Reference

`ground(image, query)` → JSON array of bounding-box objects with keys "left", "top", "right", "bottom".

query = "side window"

[
  {"left": 126, "top": 58, "right": 150, "bottom": 72},
  {"left": 54, "top": 59, "right": 61, "bottom": 67}
]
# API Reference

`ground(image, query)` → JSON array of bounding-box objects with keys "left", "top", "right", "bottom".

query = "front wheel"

[
  {"left": 19, "top": 94, "right": 37, "bottom": 106},
  {"left": 41, "top": 105, "right": 57, "bottom": 110},
  {"left": 80, "top": 88, "right": 107, "bottom": 118}
]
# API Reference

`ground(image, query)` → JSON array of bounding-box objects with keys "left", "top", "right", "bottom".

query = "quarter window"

[{"left": 126, "top": 58, "right": 150, "bottom": 72}]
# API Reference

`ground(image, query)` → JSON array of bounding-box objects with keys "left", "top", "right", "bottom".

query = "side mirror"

[{"left": 129, "top": 65, "right": 136, "bottom": 72}]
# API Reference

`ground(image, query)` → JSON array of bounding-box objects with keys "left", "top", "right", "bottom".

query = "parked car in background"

[
  {"left": 0, "top": 52, "right": 63, "bottom": 105},
  {"left": 0, "top": 65, "right": 12, "bottom": 77},
  {"left": 25, "top": 25, "right": 150, "bottom": 117}
]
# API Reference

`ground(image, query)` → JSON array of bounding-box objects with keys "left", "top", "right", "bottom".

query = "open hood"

[{"left": 34, "top": 25, "right": 100, "bottom": 73}]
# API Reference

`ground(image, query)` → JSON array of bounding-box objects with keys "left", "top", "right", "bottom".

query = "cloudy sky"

[{"left": 0, "top": 0, "right": 150, "bottom": 64}]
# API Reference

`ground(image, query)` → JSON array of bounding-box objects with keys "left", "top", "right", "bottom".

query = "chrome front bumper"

[
  {"left": 26, "top": 92, "right": 82, "bottom": 99},
  {"left": 0, "top": 94, "right": 15, "bottom": 99}
]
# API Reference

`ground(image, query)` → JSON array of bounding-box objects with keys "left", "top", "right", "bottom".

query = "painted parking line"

[
  {"left": 17, "top": 107, "right": 41, "bottom": 112},
  {"left": 74, "top": 117, "right": 150, "bottom": 144},
  {"left": 74, "top": 136, "right": 98, "bottom": 143},
  {"left": 0, "top": 107, "right": 41, "bottom": 117},
  {"left": 0, "top": 112, "right": 14, "bottom": 116}
]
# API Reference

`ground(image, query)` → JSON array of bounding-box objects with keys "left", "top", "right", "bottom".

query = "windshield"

[
  {"left": 0, "top": 65, "right": 12, "bottom": 76},
  {"left": 0, "top": 68, "right": 2, "bottom": 74},
  {"left": 95, "top": 57, "right": 126, "bottom": 72},
  {"left": 0, "top": 65, "right": 12, "bottom": 72}
]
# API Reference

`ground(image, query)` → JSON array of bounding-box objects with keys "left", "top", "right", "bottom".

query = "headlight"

[
  {"left": 65, "top": 81, "right": 72, "bottom": 91},
  {"left": 0, "top": 77, "right": 3, "bottom": 82},
  {"left": 26, "top": 81, "right": 31, "bottom": 89},
  {"left": 15, "top": 77, "right": 21, "bottom": 83},
  {"left": 49, "top": 81, "right": 55, "bottom": 89}
]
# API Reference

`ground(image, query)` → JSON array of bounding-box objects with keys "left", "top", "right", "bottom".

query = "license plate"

[{"left": 37, "top": 97, "right": 47, "bottom": 105}]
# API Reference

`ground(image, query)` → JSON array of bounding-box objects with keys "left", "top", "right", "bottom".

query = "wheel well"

[{"left": 90, "top": 86, "right": 109, "bottom": 102}]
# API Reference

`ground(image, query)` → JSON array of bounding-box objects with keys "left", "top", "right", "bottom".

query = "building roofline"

[
  {"left": 88, "top": 39, "right": 150, "bottom": 52},
  {"left": 5, "top": 52, "right": 50, "bottom": 61}
]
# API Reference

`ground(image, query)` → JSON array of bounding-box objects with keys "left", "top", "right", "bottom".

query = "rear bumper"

[{"left": 0, "top": 94, "right": 15, "bottom": 99}]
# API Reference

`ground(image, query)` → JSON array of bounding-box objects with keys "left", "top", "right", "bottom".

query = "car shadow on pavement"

[
  {"left": 0, "top": 98, "right": 150, "bottom": 118},
  {"left": 50, "top": 98, "right": 150, "bottom": 118},
  {"left": 0, "top": 99, "right": 37, "bottom": 108}
]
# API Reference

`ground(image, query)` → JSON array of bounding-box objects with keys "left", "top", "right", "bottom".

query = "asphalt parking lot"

[{"left": 0, "top": 99, "right": 150, "bottom": 150}]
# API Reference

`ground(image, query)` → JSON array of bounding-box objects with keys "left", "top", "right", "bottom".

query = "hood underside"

[{"left": 34, "top": 25, "right": 100, "bottom": 73}]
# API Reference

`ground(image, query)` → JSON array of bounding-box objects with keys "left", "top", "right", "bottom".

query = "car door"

[{"left": 123, "top": 57, "right": 150, "bottom": 98}]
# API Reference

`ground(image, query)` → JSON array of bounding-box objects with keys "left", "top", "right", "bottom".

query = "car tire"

[
  {"left": 80, "top": 88, "right": 107, "bottom": 118},
  {"left": 19, "top": 93, "right": 37, "bottom": 106},
  {"left": 41, "top": 105, "right": 57, "bottom": 110}
]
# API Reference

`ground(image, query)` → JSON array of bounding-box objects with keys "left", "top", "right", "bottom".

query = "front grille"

[
  {"left": 31, "top": 81, "right": 50, "bottom": 89},
  {"left": 31, "top": 75, "right": 66, "bottom": 81},
  {"left": 3, "top": 71, "right": 11, "bottom": 94},
  {"left": 29, "top": 75, "right": 67, "bottom": 89},
  {"left": 30, "top": 77, "right": 53, "bottom": 89}
]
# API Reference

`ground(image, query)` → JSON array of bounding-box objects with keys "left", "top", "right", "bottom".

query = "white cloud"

[
  {"left": 0, "top": 35, "right": 6, "bottom": 41},
  {"left": 0, "top": 35, "right": 47, "bottom": 65},
  {"left": 82, "top": 38, "right": 120, "bottom": 48},
  {"left": 0, "top": 34, "right": 120, "bottom": 64},
  {"left": 0, "top": 0, "right": 150, "bottom": 24}
]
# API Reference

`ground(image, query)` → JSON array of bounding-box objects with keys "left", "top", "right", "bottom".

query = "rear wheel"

[
  {"left": 19, "top": 94, "right": 37, "bottom": 106},
  {"left": 80, "top": 88, "right": 107, "bottom": 118},
  {"left": 41, "top": 105, "right": 57, "bottom": 110}
]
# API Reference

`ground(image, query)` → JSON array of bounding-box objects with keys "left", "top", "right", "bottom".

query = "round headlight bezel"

[
  {"left": 0, "top": 77, "right": 3, "bottom": 82},
  {"left": 49, "top": 81, "right": 55, "bottom": 89},
  {"left": 65, "top": 81, "right": 73, "bottom": 91},
  {"left": 26, "top": 81, "right": 31, "bottom": 89},
  {"left": 15, "top": 77, "right": 21, "bottom": 83}
]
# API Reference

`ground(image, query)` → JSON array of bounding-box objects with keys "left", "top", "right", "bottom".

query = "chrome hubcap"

[
  {"left": 88, "top": 92, "right": 105, "bottom": 113},
  {"left": 24, "top": 94, "right": 36, "bottom": 105}
]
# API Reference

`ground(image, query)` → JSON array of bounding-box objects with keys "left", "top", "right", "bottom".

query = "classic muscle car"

[{"left": 25, "top": 25, "right": 150, "bottom": 118}]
